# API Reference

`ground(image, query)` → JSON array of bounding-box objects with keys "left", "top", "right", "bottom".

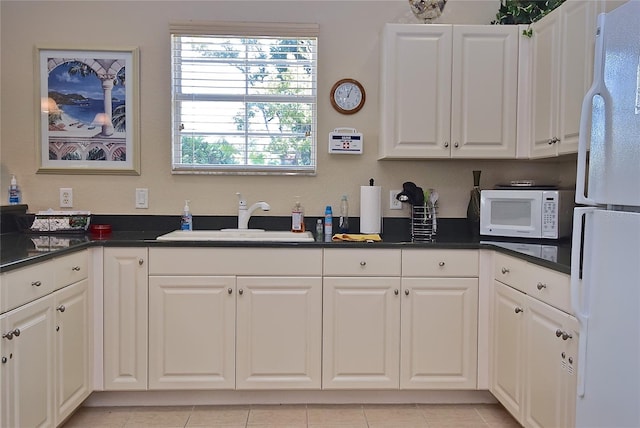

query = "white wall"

[{"left": 0, "top": 0, "right": 577, "bottom": 219}]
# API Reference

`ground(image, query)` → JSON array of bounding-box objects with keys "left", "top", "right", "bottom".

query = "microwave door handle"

[
  {"left": 576, "top": 14, "right": 607, "bottom": 206},
  {"left": 571, "top": 207, "right": 596, "bottom": 397}
]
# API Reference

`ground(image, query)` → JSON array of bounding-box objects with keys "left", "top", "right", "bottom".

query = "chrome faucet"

[{"left": 236, "top": 192, "right": 270, "bottom": 229}]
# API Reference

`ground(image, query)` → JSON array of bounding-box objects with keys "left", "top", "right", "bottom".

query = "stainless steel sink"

[{"left": 156, "top": 229, "right": 315, "bottom": 242}]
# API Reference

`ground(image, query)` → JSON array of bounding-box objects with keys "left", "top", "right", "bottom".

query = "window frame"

[{"left": 170, "top": 21, "right": 319, "bottom": 175}]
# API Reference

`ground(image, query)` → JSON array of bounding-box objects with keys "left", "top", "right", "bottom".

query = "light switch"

[{"left": 135, "top": 188, "right": 148, "bottom": 209}]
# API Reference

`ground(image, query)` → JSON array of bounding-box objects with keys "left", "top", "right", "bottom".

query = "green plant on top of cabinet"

[
  {"left": 517, "top": 1, "right": 600, "bottom": 158},
  {"left": 379, "top": 24, "right": 519, "bottom": 159},
  {"left": 103, "top": 247, "right": 148, "bottom": 391}
]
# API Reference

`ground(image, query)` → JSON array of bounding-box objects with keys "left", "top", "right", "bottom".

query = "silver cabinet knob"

[
  {"left": 561, "top": 352, "right": 566, "bottom": 359},
  {"left": 501, "top": 267, "right": 509, "bottom": 274},
  {"left": 1, "top": 357, "right": 7, "bottom": 364},
  {"left": 444, "top": 141, "right": 449, "bottom": 148},
  {"left": 537, "top": 282, "right": 547, "bottom": 290},
  {"left": 72, "top": 266, "right": 81, "bottom": 271},
  {"left": 454, "top": 142, "right": 459, "bottom": 148},
  {"left": 514, "top": 307, "right": 523, "bottom": 314},
  {"left": 394, "top": 289, "right": 399, "bottom": 296},
  {"left": 56, "top": 326, "right": 60, "bottom": 332},
  {"left": 2, "top": 329, "right": 20, "bottom": 340},
  {"left": 438, "top": 261, "right": 445, "bottom": 267},
  {"left": 228, "top": 288, "right": 233, "bottom": 295},
  {"left": 405, "top": 289, "right": 410, "bottom": 296},
  {"left": 56, "top": 305, "right": 66, "bottom": 313},
  {"left": 568, "top": 357, "right": 574, "bottom": 364},
  {"left": 562, "top": 332, "right": 573, "bottom": 340},
  {"left": 556, "top": 329, "right": 563, "bottom": 338},
  {"left": 31, "top": 281, "right": 42, "bottom": 287},
  {"left": 138, "top": 258, "right": 144, "bottom": 265},
  {"left": 239, "top": 289, "right": 244, "bottom": 295},
  {"left": 359, "top": 261, "right": 366, "bottom": 266}
]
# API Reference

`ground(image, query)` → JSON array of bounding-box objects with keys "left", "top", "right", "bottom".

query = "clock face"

[{"left": 331, "top": 79, "right": 365, "bottom": 114}]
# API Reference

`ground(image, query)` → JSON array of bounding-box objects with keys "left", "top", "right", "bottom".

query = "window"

[{"left": 170, "top": 22, "right": 318, "bottom": 174}]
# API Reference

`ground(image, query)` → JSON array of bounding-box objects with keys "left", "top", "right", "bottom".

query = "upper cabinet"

[
  {"left": 379, "top": 24, "right": 519, "bottom": 159},
  {"left": 517, "top": 1, "right": 601, "bottom": 158}
]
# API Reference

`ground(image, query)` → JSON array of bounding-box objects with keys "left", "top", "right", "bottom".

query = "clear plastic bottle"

[
  {"left": 291, "top": 199, "right": 305, "bottom": 232},
  {"left": 339, "top": 195, "right": 349, "bottom": 233},
  {"left": 315, "top": 218, "right": 323, "bottom": 242},
  {"left": 180, "top": 200, "right": 193, "bottom": 231},
  {"left": 8, "top": 175, "right": 21, "bottom": 205},
  {"left": 324, "top": 205, "right": 333, "bottom": 238}
]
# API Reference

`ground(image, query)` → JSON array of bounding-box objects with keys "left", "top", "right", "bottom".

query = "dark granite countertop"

[{"left": 0, "top": 216, "right": 571, "bottom": 274}]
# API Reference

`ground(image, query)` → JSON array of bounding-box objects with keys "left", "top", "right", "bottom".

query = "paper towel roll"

[{"left": 360, "top": 186, "right": 382, "bottom": 234}]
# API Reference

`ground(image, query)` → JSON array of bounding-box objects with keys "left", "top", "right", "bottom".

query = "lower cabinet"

[
  {"left": 491, "top": 280, "right": 578, "bottom": 428},
  {"left": 103, "top": 247, "right": 148, "bottom": 390}
]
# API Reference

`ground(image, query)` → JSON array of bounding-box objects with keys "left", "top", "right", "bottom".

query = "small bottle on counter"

[
  {"left": 291, "top": 198, "right": 305, "bottom": 233},
  {"left": 181, "top": 200, "right": 193, "bottom": 231},
  {"left": 8, "top": 175, "right": 21, "bottom": 205},
  {"left": 339, "top": 195, "right": 349, "bottom": 233},
  {"left": 324, "top": 205, "right": 333, "bottom": 239},
  {"left": 315, "top": 218, "right": 323, "bottom": 242}
]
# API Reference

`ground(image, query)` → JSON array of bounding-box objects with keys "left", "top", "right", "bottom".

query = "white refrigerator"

[{"left": 572, "top": 1, "right": 640, "bottom": 427}]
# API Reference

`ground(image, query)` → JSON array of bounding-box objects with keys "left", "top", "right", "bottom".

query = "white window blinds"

[{"left": 170, "top": 22, "right": 318, "bottom": 174}]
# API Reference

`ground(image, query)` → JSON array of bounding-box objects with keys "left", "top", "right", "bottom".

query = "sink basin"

[{"left": 156, "top": 229, "right": 315, "bottom": 242}]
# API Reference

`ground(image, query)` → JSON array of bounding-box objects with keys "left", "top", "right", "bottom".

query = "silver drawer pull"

[
  {"left": 438, "top": 261, "right": 445, "bottom": 267},
  {"left": 394, "top": 289, "right": 399, "bottom": 296},
  {"left": 138, "top": 258, "right": 144, "bottom": 265},
  {"left": 239, "top": 289, "right": 244, "bottom": 295},
  {"left": 404, "top": 289, "right": 410, "bottom": 296},
  {"left": 56, "top": 305, "right": 66, "bottom": 313},
  {"left": 537, "top": 282, "right": 547, "bottom": 290},
  {"left": 31, "top": 281, "right": 42, "bottom": 287},
  {"left": 562, "top": 332, "right": 573, "bottom": 341},
  {"left": 556, "top": 329, "right": 563, "bottom": 337},
  {"left": 514, "top": 307, "right": 523, "bottom": 314},
  {"left": 72, "top": 266, "right": 81, "bottom": 271},
  {"left": 501, "top": 268, "right": 509, "bottom": 274},
  {"left": 359, "top": 261, "right": 366, "bottom": 266},
  {"left": 228, "top": 288, "right": 233, "bottom": 295},
  {"left": 2, "top": 329, "right": 20, "bottom": 340}
]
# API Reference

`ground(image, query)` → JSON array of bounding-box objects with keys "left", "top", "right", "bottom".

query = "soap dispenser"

[
  {"left": 181, "top": 200, "right": 193, "bottom": 231},
  {"left": 291, "top": 198, "right": 305, "bottom": 232}
]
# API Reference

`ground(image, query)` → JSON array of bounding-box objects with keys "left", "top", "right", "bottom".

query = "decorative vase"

[
  {"left": 466, "top": 170, "right": 481, "bottom": 235},
  {"left": 408, "top": 0, "right": 447, "bottom": 23}
]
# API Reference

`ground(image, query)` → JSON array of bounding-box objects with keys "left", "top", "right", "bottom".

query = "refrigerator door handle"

[
  {"left": 571, "top": 207, "right": 597, "bottom": 397},
  {"left": 576, "top": 14, "right": 607, "bottom": 206}
]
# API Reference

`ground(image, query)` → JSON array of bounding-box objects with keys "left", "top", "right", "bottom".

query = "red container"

[{"left": 90, "top": 224, "right": 112, "bottom": 239}]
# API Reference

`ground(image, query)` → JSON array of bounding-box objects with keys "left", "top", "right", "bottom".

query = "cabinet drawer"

[
  {"left": 323, "top": 249, "right": 401, "bottom": 276},
  {"left": 149, "top": 248, "right": 322, "bottom": 275},
  {"left": 55, "top": 250, "right": 88, "bottom": 288},
  {"left": 1, "top": 260, "right": 56, "bottom": 313},
  {"left": 494, "top": 252, "right": 571, "bottom": 313},
  {"left": 402, "top": 249, "right": 479, "bottom": 277}
]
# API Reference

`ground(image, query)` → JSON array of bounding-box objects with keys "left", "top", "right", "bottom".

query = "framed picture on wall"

[{"left": 36, "top": 46, "right": 140, "bottom": 174}]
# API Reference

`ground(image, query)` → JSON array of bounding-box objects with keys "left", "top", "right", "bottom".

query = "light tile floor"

[{"left": 62, "top": 403, "right": 522, "bottom": 428}]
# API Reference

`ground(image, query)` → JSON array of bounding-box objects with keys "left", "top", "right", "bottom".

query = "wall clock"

[{"left": 330, "top": 78, "right": 366, "bottom": 114}]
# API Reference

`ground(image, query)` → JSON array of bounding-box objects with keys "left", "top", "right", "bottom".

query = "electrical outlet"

[
  {"left": 135, "top": 188, "right": 148, "bottom": 209},
  {"left": 59, "top": 188, "right": 73, "bottom": 208},
  {"left": 390, "top": 190, "right": 403, "bottom": 210}
]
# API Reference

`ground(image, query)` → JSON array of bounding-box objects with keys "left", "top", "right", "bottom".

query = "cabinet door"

[
  {"left": 400, "top": 277, "right": 478, "bottom": 389},
  {"left": 103, "top": 248, "right": 148, "bottom": 390},
  {"left": 379, "top": 24, "right": 452, "bottom": 158},
  {"left": 236, "top": 276, "right": 322, "bottom": 389},
  {"left": 558, "top": 0, "right": 598, "bottom": 155},
  {"left": 1, "top": 296, "right": 55, "bottom": 428},
  {"left": 491, "top": 281, "right": 526, "bottom": 423},
  {"left": 451, "top": 26, "right": 518, "bottom": 158},
  {"left": 529, "top": 7, "right": 562, "bottom": 158},
  {"left": 523, "top": 295, "right": 567, "bottom": 428},
  {"left": 148, "top": 276, "right": 236, "bottom": 390},
  {"left": 323, "top": 277, "right": 401, "bottom": 389},
  {"left": 54, "top": 279, "right": 90, "bottom": 425}
]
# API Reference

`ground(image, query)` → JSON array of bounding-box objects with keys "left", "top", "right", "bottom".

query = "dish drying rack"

[
  {"left": 411, "top": 203, "right": 437, "bottom": 242},
  {"left": 21, "top": 210, "right": 91, "bottom": 233}
]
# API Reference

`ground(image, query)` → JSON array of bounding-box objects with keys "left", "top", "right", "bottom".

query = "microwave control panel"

[{"left": 542, "top": 192, "right": 559, "bottom": 237}]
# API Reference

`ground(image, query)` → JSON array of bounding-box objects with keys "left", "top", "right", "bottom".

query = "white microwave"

[{"left": 480, "top": 189, "right": 575, "bottom": 239}]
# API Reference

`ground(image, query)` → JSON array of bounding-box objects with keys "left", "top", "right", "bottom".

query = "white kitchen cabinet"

[
  {"left": 103, "top": 247, "right": 148, "bottom": 390},
  {"left": 236, "top": 276, "right": 322, "bottom": 389},
  {"left": 1, "top": 295, "right": 55, "bottom": 428},
  {"left": 149, "top": 276, "right": 236, "bottom": 390},
  {"left": 148, "top": 248, "right": 323, "bottom": 391},
  {"left": 54, "top": 279, "right": 90, "bottom": 425},
  {"left": 379, "top": 24, "right": 518, "bottom": 159},
  {"left": 490, "top": 253, "right": 579, "bottom": 428},
  {"left": 520, "top": 0, "right": 600, "bottom": 158},
  {"left": 400, "top": 250, "right": 479, "bottom": 390}
]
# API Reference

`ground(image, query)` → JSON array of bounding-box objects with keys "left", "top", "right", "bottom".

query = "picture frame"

[{"left": 36, "top": 46, "right": 140, "bottom": 175}]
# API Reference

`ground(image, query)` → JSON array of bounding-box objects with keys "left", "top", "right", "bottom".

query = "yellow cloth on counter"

[{"left": 332, "top": 233, "right": 382, "bottom": 242}]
